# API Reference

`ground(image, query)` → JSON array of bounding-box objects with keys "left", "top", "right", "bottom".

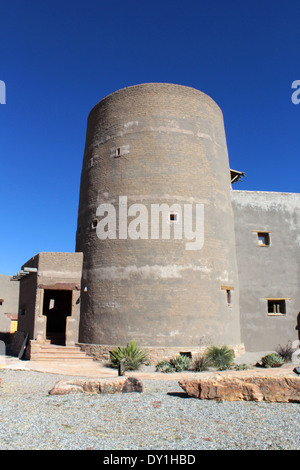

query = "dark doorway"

[{"left": 43, "top": 290, "right": 72, "bottom": 345}]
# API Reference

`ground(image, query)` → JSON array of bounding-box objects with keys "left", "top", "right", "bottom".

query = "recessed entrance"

[{"left": 43, "top": 289, "right": 72, "bottom": 345}]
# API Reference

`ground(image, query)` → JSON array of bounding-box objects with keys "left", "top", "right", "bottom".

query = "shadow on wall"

[{"left": 297, "top": 313, "right": 300, "bottom": 340}]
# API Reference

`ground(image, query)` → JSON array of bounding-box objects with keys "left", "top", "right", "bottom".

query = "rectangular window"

[
  {"left": 267, "top": 299, "right": 286, "bottom": 315},
  {"left": 257, "top": 232, "right": 270, "bottom": 246},
  {"left": 226, "top": 289, "right": 232, "bottom": 305}
]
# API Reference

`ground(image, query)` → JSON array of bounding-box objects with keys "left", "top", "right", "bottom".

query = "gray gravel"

[{"left": 0, "top": 369, "right": 299, "bottom": 450}]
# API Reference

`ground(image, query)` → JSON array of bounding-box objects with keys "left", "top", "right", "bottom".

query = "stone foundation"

[{"left": 76, "top": 342, "right": 246, "bottom": 365}]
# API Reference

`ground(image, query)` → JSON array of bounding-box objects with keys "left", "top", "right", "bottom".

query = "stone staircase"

[{"left": 30, "top": 343, "right": 95, "bottom": 363}]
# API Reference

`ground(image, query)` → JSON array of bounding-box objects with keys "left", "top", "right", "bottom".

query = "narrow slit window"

[
  {"left": 115, "top": 147, "right": 121, "bottom": 158},
  {"left": 169, "top": 213, "right": 178, "bottom": 222},
  {"left": 226, "top": 289, "right": 232, "bottom": 305},
  {"left": 221, "top": 285, "right": 234, "bottom": 306},
  {"left": 91, "top": 219, "right": 98, "bottom": 229}
]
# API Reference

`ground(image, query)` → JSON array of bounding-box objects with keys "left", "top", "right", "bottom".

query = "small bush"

[
  {"left": 109, "top": 341, "right": 148, "bottom": 371},
  {"left": 205, "top": 345, "right": 235, "bottom": 371},
  {"left": 261, "top": 353, "right": 284, "bottom": 368},
  {"left": 276, "top": 342, "right": 294, "bottom": 362},
  {"left": 192, "top": 354, "right": 212, "bottom": 372},
  {"left": 234, "top": 363, "right": 249, "bottom": 371},
  {"left": 155, "top": 360, "right": 175, "bottom": 373},
  {"left": 155, "top": 354, "right": 191, "bottom": 373},
  {"left": 170, "top": 354, "right": 191, "bottom": 372}
]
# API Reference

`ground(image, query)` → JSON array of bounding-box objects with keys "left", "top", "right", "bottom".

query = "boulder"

[
  {"left": 178, "top": 373, "right": 300, "bottom": 402},
  {"left": 49, "top": 376, "right": 143, "bottom": 395}
]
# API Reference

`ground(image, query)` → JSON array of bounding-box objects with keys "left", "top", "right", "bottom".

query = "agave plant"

[
  {"left": 170, "top": 354, "right": 191, "bottom": 372},
  {"left": 155, "top": 354, "right": 191, "bottom": 373},
  {"left": 205, "top": 345, "right": 235, "bottom": 370},
  {"left": 155, "top": 360, "right": 175, "bottom": 373},
  {"left": 261, "top": 353, "right": 284, "bottom": 368},
  {"left": 109, "top": 341, "right": 149, "bottom": 371}
]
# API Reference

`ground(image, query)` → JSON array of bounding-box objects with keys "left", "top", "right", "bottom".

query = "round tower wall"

[{"left": 76, "top": 83, "right": 242, "bottom": 352}]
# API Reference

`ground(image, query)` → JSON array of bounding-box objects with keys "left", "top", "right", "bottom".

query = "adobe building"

[
  {"left": 9, "top": 83, "right": 300, "bottom": 362},
  {"left": 0, "top": 275, "right": 19, "bottom": 338},
  {"left": 11, "top": 252, "right": 83, "bottom": 357}
]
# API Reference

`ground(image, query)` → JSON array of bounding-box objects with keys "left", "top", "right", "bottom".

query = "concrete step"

[{"left": 35, "top": 345, "right": 94, "bottom": 362}]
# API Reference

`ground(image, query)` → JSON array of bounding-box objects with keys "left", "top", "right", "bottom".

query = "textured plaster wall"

[
  {"left": 231, "top": 190, "right": 300, "bottom": 351},
  {"left": 0, "top": 275, "right": 19, "bottom": 333}
]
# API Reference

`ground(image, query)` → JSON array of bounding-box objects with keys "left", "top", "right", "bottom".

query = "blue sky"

[{"left": 0, "top": 0, "right": 299, "bottom": 275}]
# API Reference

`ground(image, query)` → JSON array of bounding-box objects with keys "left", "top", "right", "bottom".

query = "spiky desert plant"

[
  {"left": 109, "top": 341, "right": 149, "bottom": 371},
  {"left": 169, "top": 354, "right": 191, "bottom": 372},
  {"left": 155, "top": 360, "right": 175, "bottom": 373},
  {"left": 192, "top": 354, "right": 212, "bottom": 372},
  {"left": 155, "top": 354, "right": 191, "bottom": 373},
  {"left": 205, "top": 345, "right": 235, "bottom": 371},
  {"left": 275, "top": 342, "right": 294, "bottom": 362},
  {"left": 261, "top": 353, "right": 284, "bottom": 368}
]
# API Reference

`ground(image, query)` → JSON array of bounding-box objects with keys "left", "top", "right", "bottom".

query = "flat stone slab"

[
  {"left": 49, "top": 376, "right": 143, "bottom": 395},
  {"left": 179, "top": 370, "right": 300, "bottom": 402}
]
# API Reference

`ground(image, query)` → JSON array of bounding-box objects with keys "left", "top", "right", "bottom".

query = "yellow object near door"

[{"left": 10, "top": 320, "right": 17, "bottom": 334}]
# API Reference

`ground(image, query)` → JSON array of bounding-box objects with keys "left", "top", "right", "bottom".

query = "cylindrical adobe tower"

[{"left": 76, "top": 83, "right": 242, "bottom": 357}]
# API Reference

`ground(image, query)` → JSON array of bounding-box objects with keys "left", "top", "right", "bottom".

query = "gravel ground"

[{"left": 0, "top": 369, "right": 299, "bottom": 451}]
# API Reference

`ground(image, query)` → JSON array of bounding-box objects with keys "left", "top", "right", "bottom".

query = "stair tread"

[{"left": 35, "top": 344, "right": 94, "bottom": 362}]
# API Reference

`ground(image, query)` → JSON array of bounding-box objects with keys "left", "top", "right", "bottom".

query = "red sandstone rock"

[
  {"left": 178, "top": 373, "right": 300, "bottom": 402},
  {"left": 49, "top": 376, "right": 143, "bottom": 395}
]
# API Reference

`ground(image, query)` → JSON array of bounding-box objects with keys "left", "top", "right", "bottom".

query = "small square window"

[
  {"left": 169, "top": 213, "right": 178, "bottom": 222},
  {"left": 267, "top": 299, "right": 286, "bottom": 315},
  {"left": 257, "top": 232, "right": 270, "bottom": 246}
]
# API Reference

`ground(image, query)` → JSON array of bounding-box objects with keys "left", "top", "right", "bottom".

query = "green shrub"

[
  {"left": 155, "top": 360, "right": 175, "bottom": 373},
  {"left": 261, "top": 353, "right": 284, "bottom": 368},
  {"left": 155, "top": 354, "right": 191, "bottom": 373},
  {"left": 109, "top": 341, "right": 149, "bottom": 371},
  {"left": 192, "top": 354, "right": 212, "bottom": 372},
  {"left": 170, "top": 354, "right": 191, "bottom": 372},
  {"left": 205, "top": 345, "right": 235, "bottom": 371},
  {"left": 234, "top": 363, "right": 249, "bottom": 371}
]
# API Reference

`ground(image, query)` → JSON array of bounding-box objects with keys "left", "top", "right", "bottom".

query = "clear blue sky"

[{"left": 0, "top": 0, "right": 299, "bottom": 275}]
